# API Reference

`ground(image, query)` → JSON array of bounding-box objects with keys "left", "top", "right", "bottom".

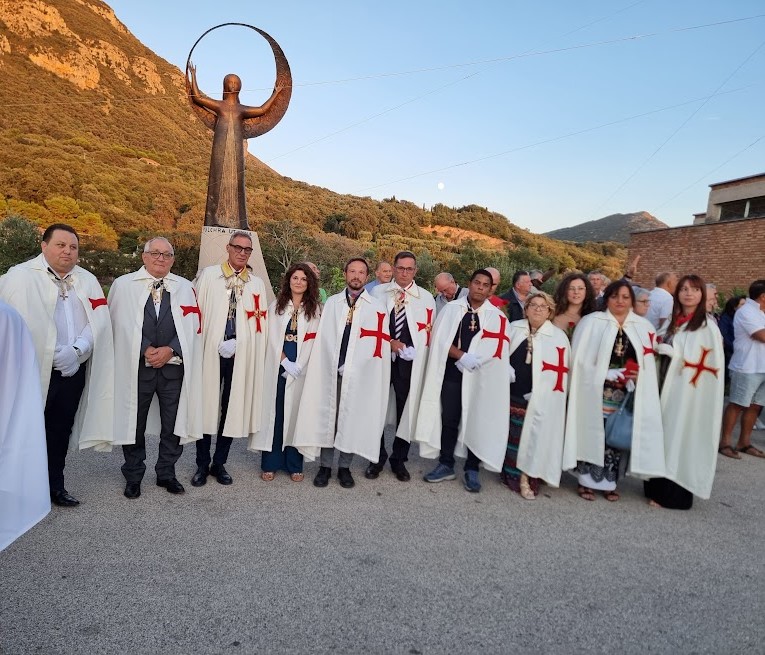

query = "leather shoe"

[
  {"left": 209, "top": 464, "right": 233, "bottom": 485},
  {"left": 337, "top": 467, "right": 355, "bottom": 489},
  {"left": 124, "top": 482, "right": 141, "bottom": 499},
  {"left": 191, "top": 467, "right": 208, "bottom": 487},
  {"left": 391, "top": 464, "right": 411, "bottom": 482},
  {"left": 364, "top": 463, "right": 383, "bottom": 479},
  {"left": 51, "top": 490, "right": 80, "bottom": 507},
  {"left": 156, "top": 478, "right": 185, "bottom": 494},
  {"left": 313, "top": 466, "right": 331, "bottom": 487}
]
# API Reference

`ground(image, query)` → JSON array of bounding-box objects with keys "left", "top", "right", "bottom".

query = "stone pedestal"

[{"left": 198, "top": 227, "right": 274, "bottom": 302}]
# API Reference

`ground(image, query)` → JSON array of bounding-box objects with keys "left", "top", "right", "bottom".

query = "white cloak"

[
  {"left": 108, "top": 267, "right": 203, "bottom": 446},
  {"left": 508, "top": 319, "right": 570, "bottom": 486},
  {"left": 195, "top": 265, "right": 268, "bottom": 438},
  {"left": 660, "top": 321, "right": 724, "bottom": 499},
  {"left": 248, "top": 300, "right": 321, "bottom": 452},
  {"left": 562, "top": 310, "right": 665, "bottom": 478},
  {"left": 0, "top": 254, "right": 114, "bottom": 452},
  {"left": 372, "top": 281, "right": 436, "bottom": 441},
  {"left": 0, "top": 301, "right": 49, "bottom": 551},
  {"left": 413, "top": 298, "right": 511, "bottom": 472},
  {"left": 293, "top": 289, "right": 391, "bottom": 462}
]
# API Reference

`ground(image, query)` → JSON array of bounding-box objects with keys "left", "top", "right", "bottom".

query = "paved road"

[{"left": 2, "top": 427, "right": 763, "bottom": 654}]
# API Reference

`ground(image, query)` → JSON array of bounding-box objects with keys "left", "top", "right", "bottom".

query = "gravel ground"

[{"left": 1, "top": 426, "right": 763, "bottom": 655}]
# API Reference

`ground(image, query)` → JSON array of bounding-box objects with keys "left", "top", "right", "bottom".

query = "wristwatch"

[{"left": 73, "top": 345, "right": 82, "bottom": 357}]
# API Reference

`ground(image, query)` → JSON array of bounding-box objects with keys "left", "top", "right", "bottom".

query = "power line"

[{"left": 354, "top": 84, "right": 758, "bottom": 193}]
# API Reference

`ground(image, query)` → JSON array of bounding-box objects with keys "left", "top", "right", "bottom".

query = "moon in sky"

[{"left": 437, "top": 182, "right": 445, "bottom": 190}]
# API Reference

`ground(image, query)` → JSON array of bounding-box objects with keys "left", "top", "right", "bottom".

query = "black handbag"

[{"left": 605, "top": 390, "right": 634, "bottom": 450}]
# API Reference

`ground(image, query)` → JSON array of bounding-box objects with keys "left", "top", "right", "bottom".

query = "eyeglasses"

[
  {"left": 395, "top": 266, "right": 416, "bottom": 273},
  {"left": 636, "top": 299, "right": 651, "bottom": 305},
  {"left": 147, "top": 251, "right": 174, "bottom": 260},
  {"left": 229, "top": 244, "right": 254, "bottom": 255},
  {"left": 527, "top": 304, "right": 550, "bottom": 311}
]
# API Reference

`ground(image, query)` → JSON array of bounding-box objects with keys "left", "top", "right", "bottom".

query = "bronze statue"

[{"left": 186, "top": 25, "right": 292, "bottom": 230}]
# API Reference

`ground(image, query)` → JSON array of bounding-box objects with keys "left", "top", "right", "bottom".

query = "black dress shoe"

[
  {"left": 313, "top": 466, "right": 331, "bottom": 487},
  {"left": 51, "top": 490, "right": 80, "bottom": 507},
  {"left": 191, "top": 467, "right": 209, "bottom": 487},
  {"left": 337, "top": 467, "right": 355, "bottom": 488},
  {"left": 124, "top": 482, "right": 141, "bottom": 499},
  {"left": 156, "top": 478, "right": 185, "bottom": 494},
  {"left": 364, "top": 463, "right": 383, "bottom": 479},
  {"left": 391, "top": 464, "right": 411, "bottom": 482},
  {"left": 209, "top": 465, "right": 233, "bottom": 485}
]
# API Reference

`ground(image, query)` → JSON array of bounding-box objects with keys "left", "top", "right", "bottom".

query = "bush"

[{"left": 0, "top": 215, "right": 40, "bottom": 273}]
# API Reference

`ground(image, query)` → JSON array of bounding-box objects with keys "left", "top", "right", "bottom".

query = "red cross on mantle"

[
  {"left": 683, "top": 347, "right": 719, "bottom": 387},
  {"left": 481, "top": 315, "right": 510, "bottom": 359},
  {"left": 180, "top": 289, "right": 202, "bottom": 334},
  {"left": 416, "top": 308, "right": 434, "bottom": 347},
  {"left": 89, "top": 297, "right": 107, "bottom": 310},
  {"left": 245, "top": 293, "right": 267, "bottom": 333},
  {"left": 541, "top": 346, "right": 569, "bottom": 392},
  {"left": 643, "top": 332, "right": 656, "bottom": 356},
  {"left": 359, "top": 312, "right": 391, "bottom": 358}
]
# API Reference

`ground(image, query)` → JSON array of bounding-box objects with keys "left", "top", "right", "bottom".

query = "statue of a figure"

[{"left": 186, "top": 26, "right": 292, "bottom": 230}]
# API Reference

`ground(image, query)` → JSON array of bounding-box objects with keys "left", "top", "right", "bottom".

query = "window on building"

[
  {"left": 718, "top": 195, "right": 765, "bottom": 221},
  {"left": 748, "top": 195, "right": 765, "bottom": 219}
]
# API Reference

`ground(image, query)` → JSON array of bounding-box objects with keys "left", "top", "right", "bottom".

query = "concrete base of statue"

[{"left": 198, "top": 226, "right": 274, "bottom": 303}]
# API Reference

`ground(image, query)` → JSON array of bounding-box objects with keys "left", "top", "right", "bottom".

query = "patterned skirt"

[{"left": 500, "top": 403, "right": 540, "bottom": 495}]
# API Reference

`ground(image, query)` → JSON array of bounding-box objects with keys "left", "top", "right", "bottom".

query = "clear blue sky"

[{"left": 107, "top": 0, "right": 765, "bottom": 234}]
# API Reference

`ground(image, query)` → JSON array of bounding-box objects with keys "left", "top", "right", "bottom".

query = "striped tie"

[{"left": 394, "top": 290, "right": 406, "bottom": 339}]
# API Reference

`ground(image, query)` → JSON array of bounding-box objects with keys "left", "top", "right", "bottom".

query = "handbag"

[{"left": 604, "top": 390, "right": 634, "bottom": 450}]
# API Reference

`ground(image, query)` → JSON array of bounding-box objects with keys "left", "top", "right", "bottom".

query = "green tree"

[{"left": 0, "top": 215, "right": 41, "bottom": 273}]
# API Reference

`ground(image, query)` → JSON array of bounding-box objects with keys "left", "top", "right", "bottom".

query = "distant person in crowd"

[
  {"left": 588, "top": 270, "right": 606, "bottom": 300},
  {"left": 633, "top": 288, "right": 651, "bottom": 318},
  {"left": 109, "top": 237, "right": 203, "bottom": 499},
  {"left": 294, "top": 258, "right": 391, "bottom": 489},
  {"left": 433, "top": 272, "right": 468, "bottom": 316},
  {"left": 719, "top": 296, "right": 747, "bottom": 379},
  {"left": 563, "top": 280, "right": 664, "bottom": 502},
  {"left": 364, "top": 260, "right": 393, "bottom": 293},
  {"left": 552, "top": 272, "right": 596, "bottom": 340},
  {"left": 416, "top": 269, "right": 511, "bottom": 493},
  {"left": 705, "top": 283, "right": 719, "bottom": 321},
  {"left": 644, "top": 275, "right": 724, "bottom": 510},
  {"left": 0, "top": 301, "right": 50, "bottom": 550},
  {"left": 0, "top": 223, "right": 114, "bottom": 508},
  {"left": 305, "top": 261, "right": 327, "bottom": 303},
  {"left": 646, "top": 271, "right": 679, "bottom": 334},
  {"left": 249, "top": 263, "right": 321, "bottom": 481},
  {"left": 368, "top": 252, "right": 436, "bottom": 482},
  {"left": 486, "top": 267, "right": 509, "bottom": 310},
  {"left": 503, "top": 292, "right": 570, "bottom": 499},
  {"left": 500, "top": 270, "right": 532, "bottom": 321},
  {"left": 718, "top": 279, "right": 765, "bottom": 459},
  {"left": 192, "top": 231, "right": 267, "bottom": 487}
]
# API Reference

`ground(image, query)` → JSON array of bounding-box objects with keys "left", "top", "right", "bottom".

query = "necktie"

[{"left": 394, "top": 287, "right": 407, "bottom": 339}]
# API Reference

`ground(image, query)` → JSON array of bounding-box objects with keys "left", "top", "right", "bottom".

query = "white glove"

[
  {"left": 605, "top": 368, "right": 625, "bottom": 383},
  {"left": 508, "top": 364, "right": 516, "bottom": 384},
  {"left": 656, "top": 343, "right": 674, "bottom": 357},
  {"left": 455, "top": 359, "right": 466, "bottom": 373},
  {"left": 281, "top": 358, "right": 303, "bottom": 379},
  {"left": 399, "top": 346, "right": 416, "bottom": 361},
  {"left": 338, "top": 364, "right": 345, "bottom": 377},
  {"left": 523, "top": 392, "right": 532, "bottom": 402},
  {"left": 459, "top": 352, "right": 482, "bottom": 372},
  {"left": 53, "top": 345, "right": 80, "bottom": 377},
  {"left": 625, "top": 379, "right": 636, "bottom": 393},
  {"left": 218, "top": 339, "right": 237, "bottom": 358}
]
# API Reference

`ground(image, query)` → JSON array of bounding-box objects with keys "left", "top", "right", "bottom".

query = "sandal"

[
  {"left": 718, "top": 445, "right": 741, "bottom": 459},
  {"left": 737, "top": 445, "right": 765, "bottom": 458},
  {"left": 577, "top": 485, "right": 595, "bottom": 501},
  {"left": 290, "top": 472, "right": 304, "bottom": 482},
  {"left": 604, "top": 490, "right": 620, "bottom": 502},
  {"left": 261, "top": 471, "right": 275, "bottom": 481},
  {"left": 519, "top": 474, "right": 536, "bottom": 500}
]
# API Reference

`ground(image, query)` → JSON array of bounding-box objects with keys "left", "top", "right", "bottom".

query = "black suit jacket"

[{"left": 139, "top": 291, "right": 184, "bottom": 381}]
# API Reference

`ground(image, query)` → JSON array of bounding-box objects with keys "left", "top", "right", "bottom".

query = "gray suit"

[{"left": 434, "top": 285, "right": 468, "bottom": 316}]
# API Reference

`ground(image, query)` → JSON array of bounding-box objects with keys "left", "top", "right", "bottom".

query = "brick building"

[{"left": 628, "top": 173, "right": 765, "bottom": 294}]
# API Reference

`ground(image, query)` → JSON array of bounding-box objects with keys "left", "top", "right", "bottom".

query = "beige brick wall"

[{"left": 628, "top": 216, "right": 764, "bottom": 294}]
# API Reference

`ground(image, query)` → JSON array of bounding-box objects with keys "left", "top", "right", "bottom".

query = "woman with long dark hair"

[
  {"left": 552, "top": 273, "right": 596, "bottom": 340},
  {"left": 645, "top": 275, "right": 724, "bottom": 509},
  {"left": 249, "top": 263, "right": 321, "bottom": 481}
]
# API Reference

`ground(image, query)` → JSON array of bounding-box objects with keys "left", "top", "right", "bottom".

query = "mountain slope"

[{"left": 544, "top": 212, "right": 668, "bottom": 244}]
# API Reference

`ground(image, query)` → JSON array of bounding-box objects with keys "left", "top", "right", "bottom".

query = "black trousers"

[
  {"left": 439, "top": 376, "right": 480, "bottom": 471},
  {"left": 378, "top": 360, "right": 412, "bottom": 466},
  {"left": 196, "top": 356, "right": 235, "bottom": 468},
  {"left": 44, "top": 365, "right": 87, "bottom": 493},
  {"left": 122, "top": 370, "right": 183, "bottom": 483}
]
